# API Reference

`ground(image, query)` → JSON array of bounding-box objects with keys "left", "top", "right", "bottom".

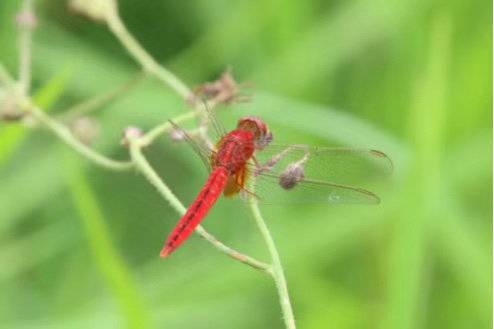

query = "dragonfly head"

[{"left": 237, "top": 116, "right": 272, "bottom": 150}]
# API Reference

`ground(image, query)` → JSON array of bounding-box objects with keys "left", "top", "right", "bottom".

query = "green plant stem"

[
  {"left": 27, "top": 103, "right": 134, "bottom": 171},
  {"left": 140, "top": 98, "right": 218, "bottom": 146},
  {"left": 58, "top": 72, "right": 146, "bottom": 122},
  {"left": 248, "top": 179, "right": 296, "bottom": 329},
  {"left": 105, "top": 10, "right": 192, "bottom": 100},
  {"left": 128, "top": 139, "right": 272, "bottom": 273},
  {"left": 17, "top": 0, "right": 34, "bottom": 95},
  {"left": 139, "top": 110, "right": 198, "bottom": 146}
]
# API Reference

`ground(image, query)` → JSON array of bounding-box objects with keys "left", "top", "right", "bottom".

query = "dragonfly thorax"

[{"left": 212, "top": 129, "right": 256, "bottom": 175}]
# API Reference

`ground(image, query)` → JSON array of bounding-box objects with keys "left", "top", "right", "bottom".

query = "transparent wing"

[
  {"left": 245, "top": 172, "right": 381, "bottom": 204},
  {"left": 240, "top": 144, "right": 392, "bottom": 205},
  {"left": 253, "top": 144, "right": 393, "bottom": 184}
]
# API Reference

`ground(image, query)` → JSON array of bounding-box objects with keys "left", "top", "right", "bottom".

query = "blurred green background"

[{"left": 0, "top": 0, "right": 491, "bottom": 328}]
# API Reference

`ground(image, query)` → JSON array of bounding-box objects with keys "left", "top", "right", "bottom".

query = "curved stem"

[
  {"left": 249, "top": 179, "right": 296, "bottom": 329},
  {"left": 139, "top": 110, "right": 198, "bottom": 146},
  {"left": 105, "top": 11, "right": 192, "bottom": 100},
  {"left": 140, "top": 99, "right": 218, "bottom": 147},
  {"left": 58, "top": 72, "right": 146, "bottom": 122},
  {"left": 17, "top": 0, "right": 34, "bottom": 95},
  {"left": 129, "top": 140, "right": 272, "bottom": 273},
  {"left": 29, "top": 104, "right": 133, "bottom": 171}
]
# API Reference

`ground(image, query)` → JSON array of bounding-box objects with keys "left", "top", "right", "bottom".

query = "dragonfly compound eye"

[
  {"left": 237, "top": 116, "right": 269, "bottom": 142},
  {"left": 256, "top": 130, "right": 273, "bottom": 150},
  {"left": 279, "top": 163, "right": 305, "bottom": 189}
]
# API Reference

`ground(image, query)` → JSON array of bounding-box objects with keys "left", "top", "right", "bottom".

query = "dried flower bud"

[
  {"left": 169, "top": 128, "right": 186, "bottom": 141},
  {"left": 121, "top": 126, "right": 143, "bottom": 146},
  {"left": 0, "top": 89, "right": 24, "bottom": 121},
  {"left": 191, "top": 69, "right": 249, "bottom": 105},
  {"left": 279, "top": 163, "right": 305, "bottom": 190},
  {"left": 16, "top": 7, "right": 37, "bottom": 29},
  {"left": 68, "top": 0, "right": 117, "bottom": 22},
  {"left": 71, "top": 117, "right": 100, "bottom": 145}
]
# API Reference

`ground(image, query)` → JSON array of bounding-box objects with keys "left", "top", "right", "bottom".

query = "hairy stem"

[
  {"left": 129, "top": 139, "right": 271, "bottom": 272},
  {"left": 59, "top": 72, "right": 146, "bottom": 122},
  {"left": 17, "top": 0, "right": 34, "bottom": 95},
  {"left": 249, "top": 179, "right": 296, "bottom": 329},
  {"left": 105, "top": 10, "right": 192, "bottom": 99},
  {"left": 140, "top": 98, "right": 218, "bottom": 146},
  {"left": 139, "top": 110, "right": 198, "bottom": 146},
  {"left": 27, "top": 103, "right": 134, "bottom": 171}
]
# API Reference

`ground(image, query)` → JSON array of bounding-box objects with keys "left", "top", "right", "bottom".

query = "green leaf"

[{"left": 63, "top": 151, "right": 151, "bottom": 329}]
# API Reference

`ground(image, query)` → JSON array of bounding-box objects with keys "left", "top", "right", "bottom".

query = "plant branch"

[
  {"left": 249, "top": 178, "right": 296, "bottom": 329},
  {"left": 16, "top": 0, "right": 35, "bottom": 96},
  {"left": 59, "top": 72, "right": 146, "bottom": 122},
  {"left": 139, "top": 110, "right": 198, "bottom": 146},
  {"left": 128, "top": 138, "right": 271, "bottom": 273},
  {"left": 105, "top": 10, "right": 192, "bottom": 99},
  {"left": 139, "top": 98, "right": 218, "bottom": 147},
  {"left": 25, "top": 101, "right": 134, "bottom": 171}
]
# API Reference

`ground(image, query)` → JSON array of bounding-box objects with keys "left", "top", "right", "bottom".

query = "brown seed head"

[
  {"left": 191, "top": 69, "right": 250, "bottom": 105},
  {"left": 0, "top": 89, "right": 24, "bottom": 122},
  {"left": 279, "top": 163, "right": 305, "bottom": 190},
  {"left": 121, "top": 126, "right": 143, "bottom": 147},
  {"left": 71, "top": 117, "right": 100, "bottom": 145}
]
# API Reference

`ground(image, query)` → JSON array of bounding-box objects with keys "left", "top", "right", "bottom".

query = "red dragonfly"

[{"left": 160, "top": 115, "right": 392, "bottom": 257}]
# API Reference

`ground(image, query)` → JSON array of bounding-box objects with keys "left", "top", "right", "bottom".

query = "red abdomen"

[{"left": 160, "top": 167, "right": 229, "bottom": 257}]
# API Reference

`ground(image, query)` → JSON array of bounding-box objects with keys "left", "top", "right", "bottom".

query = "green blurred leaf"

[{"left": 64, "top": 151, "right": 151, "bottom": 329}]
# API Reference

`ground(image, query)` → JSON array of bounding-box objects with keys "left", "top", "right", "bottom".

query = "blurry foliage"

[{"left": 0, "top": 0, "right": 491, "bottom": 329}]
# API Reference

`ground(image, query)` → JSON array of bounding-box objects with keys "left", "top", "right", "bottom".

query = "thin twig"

[
  {"left": 139, "top": 98, "right": 218, "bottom": 146},
  {"left": 139, "top": 110, "right": 198, "bottom": 146},
  {"left": 128, "top": 139, "right": 271, "bottom": 273},
  {"left": 58, "top": 72, "right": 147, "bottom": 122},
  {"left": 26, "top": 102, "right": 134, "bottom": 171},
  {"left": 105, "top": 10, "right": 192, "bottom": 99},
  {"left": 16, "top": 0, "right": 35, "bottom": 95},
  {"left": 249, "top": 177, "right": 296, "bottom": 329}
]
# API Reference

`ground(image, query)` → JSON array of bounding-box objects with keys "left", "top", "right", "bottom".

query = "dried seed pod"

[
  {"left": 0, "top": 89, "right": 24, "bottom": 122},
  {"left": 191, "top": 69, "right": 248, "bottom": 105},
  {"left": 121, "top": 126, "right": 143, "bottom": 146},
  {"left": 279, "top": 163, "right": 305, "bottom": 190},
  {"left": 71, "top": 117, "right": 100, "bottom": 146},
  {"left": 169, "top": 128, "right": 186, "bottom": 141}
]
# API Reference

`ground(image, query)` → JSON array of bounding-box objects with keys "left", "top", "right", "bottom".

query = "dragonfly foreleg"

[
  {"left": 253, "top": 146, "right": 294, "bottom": 176},
  {"left": 254, "top": 145, "right": 310, "bottom": 177}
]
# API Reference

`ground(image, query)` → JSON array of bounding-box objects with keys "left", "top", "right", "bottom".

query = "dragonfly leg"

[
  {"left": 254, "top": 145, "right": 311, "bottom": 176},
  {"left": 238, "top": 184, "right": 261, "bottom": 202},
  {"left": 168, "top": 120, "right": 213, "bottom": 170}
]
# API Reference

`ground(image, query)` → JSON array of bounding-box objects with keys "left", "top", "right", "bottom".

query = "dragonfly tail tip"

[{"left": 160, "top": 246, "right": 173, "bottom": 258}]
